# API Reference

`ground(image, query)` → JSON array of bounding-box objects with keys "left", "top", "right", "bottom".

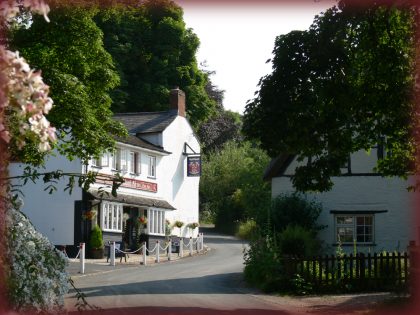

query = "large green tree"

[
  {"left": 200, "top": 141, "right": 271, "bottom": 233},
  {"left": 243, "top": 3, "right": 416, "bottom": 192},
  {"left": 95, "top": 0, "right": 217, "bottom": 126},
  {"left": 10, "top": 4, "right": 126, "bottom": 164}
]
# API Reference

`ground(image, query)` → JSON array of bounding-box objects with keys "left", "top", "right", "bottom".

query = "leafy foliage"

[
  {"left": 278, "top": 225, "right": 319, "bottom": 257},
  {"left": 89, "top": 225, "right": 104, "bottom": 250},
  {"left": 200, "top": 141, "right": 271, "bottom": 233},
  {"left": 243, "top": 233, "right": 283, "bottom": 292},
  {"left": 236, "top": 219, "right": 258, "bottom": 240},
  {"left": 197, "top": 110, "right": 242, "bottom": 154},
  {"left": 95, "top": 0, "right": 217, "bottom": 126},
  {"left": 243, "top": 4, "right": 415, "bottom": 192},
  {"left": 9, "top": 5, "right": 127, "bottom": 164},
  {"left": 270, "top": 193, "right": 325, "bottom": 233}
]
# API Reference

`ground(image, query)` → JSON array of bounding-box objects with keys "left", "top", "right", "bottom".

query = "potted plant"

[
  {"left": 173, "top": 220, "right": 184, "bottom": 237},
  {"left": 82, "top": 210, "right": 96, "bottom": 221},
  {"left": 187, "top": 222, "right": 199, "bottom": 230},
  {"left": 89, "top": 225, "right": 104, "bottom": 259}
]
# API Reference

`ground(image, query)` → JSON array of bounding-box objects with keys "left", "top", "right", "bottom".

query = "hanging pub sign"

[{"left": 187, "top": 156, "right": 201, "bottom": 177}]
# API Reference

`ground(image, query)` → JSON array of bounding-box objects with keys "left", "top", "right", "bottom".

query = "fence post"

[
  {"left": 200, "top": 233, "right": 204, "bottom": 251},
  {"left": 143, "top": 242, "right": 147, "bottom": 265},
  {"left": 360, "top": 253, "right": 365, "bottom": 290},
  {"left": 189, "top": 237, "right": 193, "bottom": 256},
  {"left": 180, "top": 238, "right": 184, "bottom": 257},
  {"left": 110, "top": 241, "right": 116, "bottom": 266},
  {"left": 156, "top": 241, "right": 160, "bottom": 263},
  {"left": 79, "top": 242, "right": 85, "bottom": 274},
  {"left": 168, "top": 240, "right": 172, "bottom": 261}
]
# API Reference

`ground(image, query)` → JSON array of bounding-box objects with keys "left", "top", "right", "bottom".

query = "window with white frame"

[
  {"left": 101, "top": 202, "right": 123, "bottom": 232},
  {"left": 128, "top": 151, "right": 140, "bottom": 174},
  {"left": 148, "top": 209, "right": 165, "bottom": 235},
  {"left": 148, "top": 155, "right": 156, "bottom": 178},
  {"left": 120, "top": 149, "right": 128, "bottom": 172},
  {"left": 91, "top": 157, "right": 101, "bottom": 167},
  {"left": 101, "top": 152, "right": 109, "bottom": 167},
  {"left": 112, "top": 148, "right": 141, "bottom": 174},
  {"left": 335, "top": 215, "right": 374, "bottom": 244},
  {"left": 112, "top": 149, "right": 120, "bottom": 170}
]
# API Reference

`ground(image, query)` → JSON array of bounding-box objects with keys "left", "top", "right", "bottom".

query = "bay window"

[
  {"left": 101, "top": 202, "right": 123, "bottom": 232},
  {"left": 148, "top": 209, "right": 165, "bottom": 235}
]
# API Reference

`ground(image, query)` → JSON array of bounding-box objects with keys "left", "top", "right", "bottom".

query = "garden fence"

[{"left": 284, "top": 251, "right": 410, "bottom": 292}]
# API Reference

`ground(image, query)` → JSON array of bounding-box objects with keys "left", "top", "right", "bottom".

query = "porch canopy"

[{"left": 87, "top": 190, "right": 176, "bottom": 210}]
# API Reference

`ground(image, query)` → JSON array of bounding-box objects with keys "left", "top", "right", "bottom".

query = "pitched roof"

[
  {"left": 114, "top": 135, "right": 170, "bottom": 154},
  {"left": 113, "top": 110, "right": 178, "bottom": 134},
  {"left": 263, "top": 154, "right": 295, "bottom": 181}
]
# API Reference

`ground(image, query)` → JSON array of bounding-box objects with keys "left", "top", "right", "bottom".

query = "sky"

[{"left": 179, "top": 0, "right": 337, "bottom": 114}]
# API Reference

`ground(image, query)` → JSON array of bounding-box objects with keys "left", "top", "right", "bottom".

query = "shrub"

[
  {"left": 236, "top": 219, "right": 258, "bottom": 240},
  {"left": 270, "top": 193, "right": 325, "bottom": 233},
  {"left": 244, "top": 233, "right": 286, "bottom": 292},
  {"left": 89, "top": 225, "right": 104, "bottom": 249},
  {"left": 6, "top": 204, "right": 69, "bottom": 313},
  {"left": 278, "top": 225, "right": 319, "bottom": 257}
]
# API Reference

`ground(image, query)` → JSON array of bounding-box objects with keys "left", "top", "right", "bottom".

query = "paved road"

[{"left": 65, "top": 229, "right": 398, "bottom": 315}]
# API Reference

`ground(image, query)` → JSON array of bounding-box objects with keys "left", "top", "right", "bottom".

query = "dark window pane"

[
  {"left": 337, "top": 216, "right": 353, "bottom": 224},
  {"left": 365, "top": 216, "right": 373, "bottom": 225}
]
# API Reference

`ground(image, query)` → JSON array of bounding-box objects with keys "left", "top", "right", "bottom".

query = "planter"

[{"left": 90, "top": 248, "right": 104, "bottom": 259}]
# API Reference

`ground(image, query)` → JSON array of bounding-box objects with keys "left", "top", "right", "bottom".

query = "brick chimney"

[{"left": 170, "top": 87, "right": 186, "bottom": 117}]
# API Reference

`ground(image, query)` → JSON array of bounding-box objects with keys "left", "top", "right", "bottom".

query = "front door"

[{"left": 122, "top": 207, "right": 139, "bottom": 250}]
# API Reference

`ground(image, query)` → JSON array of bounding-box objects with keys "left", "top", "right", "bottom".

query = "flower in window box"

[
  {"left": 82, "top": 210, "right": 96, "bottom": 221},
  {"left": 138, "top": 216, "right": 148, "bottom": 225},
  {"left": 187, "top": 222, "right": 199, "bottom": 230}
]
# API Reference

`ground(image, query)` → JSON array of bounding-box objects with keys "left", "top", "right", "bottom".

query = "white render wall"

[
  {"left": 284, "top": 149, "right": 380, "bottom": 176},
  {"left": 9, "top": 154, "right": 83, "bottom": 245},
  {"left": 161, "top": 116, "right": 200, "bottom": 238},
  {"left": 272, "top": 175, "right": 415, "bottom": 253},
  {"left": 86, "top": 142, "right": 166, "bottom": 199}
]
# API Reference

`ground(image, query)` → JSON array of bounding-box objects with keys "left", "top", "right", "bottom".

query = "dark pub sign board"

[{"left": 187, "top": 156, "right": 201, "bottom": 177}]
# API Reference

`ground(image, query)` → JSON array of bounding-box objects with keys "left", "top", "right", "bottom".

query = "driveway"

[{"left": 65, "top": 228, "right": 403, "bottom": 315}]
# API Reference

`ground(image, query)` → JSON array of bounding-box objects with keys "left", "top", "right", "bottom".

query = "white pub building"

[{"left": 10, "top": 88, "right": 201, "bottom": 255}]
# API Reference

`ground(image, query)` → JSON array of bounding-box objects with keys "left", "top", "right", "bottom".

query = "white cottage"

[
  {"left": 264, "top": 147, "right": 416, "bottom": 254},
  {"left": 10, "top": 88, "right": 201, "bottom": 255}
]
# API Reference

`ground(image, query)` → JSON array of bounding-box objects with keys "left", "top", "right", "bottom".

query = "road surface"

[{"left": 65, "top": 229, "right": 398, "bottom": 315}]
